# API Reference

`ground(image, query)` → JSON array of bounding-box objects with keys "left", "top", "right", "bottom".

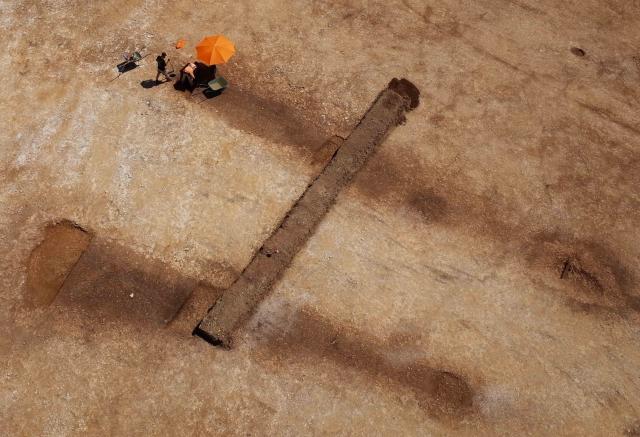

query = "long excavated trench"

[{"left": 194, "top": 78, "right": 421, "bottom": 347}]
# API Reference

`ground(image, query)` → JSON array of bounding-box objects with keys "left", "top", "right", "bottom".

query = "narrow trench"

[{"left": 194, "top": 78, "right": 421, "bottom": 348}]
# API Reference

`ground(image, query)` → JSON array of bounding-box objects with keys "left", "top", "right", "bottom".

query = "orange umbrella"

[{"left": 195, "top": 35, "right": 235, "bottom": 65}]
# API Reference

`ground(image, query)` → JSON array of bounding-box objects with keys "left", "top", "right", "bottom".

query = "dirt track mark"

[
  {"left": 506, "top": 0, "right": 547, "bottom": 16},
  {"left": 25, "top": 220, "right": 92, "bottom": 307},
  {"left": 252, "top": 307, "right": 476, "bottom": 418},
  {"left": 633, "top": 56, "right": 640, "bottom": 76},
  {"left": 574, "top": 100, "right": 640, "bottom": 137},
  {"left": 195, "top": 79, "right": 420, "bottom": 347}
]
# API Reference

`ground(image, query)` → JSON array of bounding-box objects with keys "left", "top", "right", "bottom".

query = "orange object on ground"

[
  {"left": 195, "top": 35, "right": 235, "bottom": 65},
  {"left": 176, "top": 38, "right": 186, "bottom": 49}
]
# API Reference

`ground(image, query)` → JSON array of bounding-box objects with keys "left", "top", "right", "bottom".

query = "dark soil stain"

[
  {"left": 353, "top": 147, "right": 455, "bottom": 225},
  {"left": 633, "top": 56, "right": 640, "bottom": 76},
  {"left": 429, "top": 114, "right": 446, "bottom": 125},
  {"left": 571, "top": 47, "right": 586, "bottom": 57},
  {"left": 203, "top": 86, "right": 331, "bottom": 168},
  {"left": 574, "top": 100, "right": 640, "bottom": 136},
  {"left": 408, "top": 189, "right": 449, "bottom": 222},
  {"left": 625, "top": 421, "right": 640, "bottom": 437},
  {"left": 53, "top": 239, "right": 198, "bottom": 327},
  {"left": 253, "top": 307, "right": 476, "bottom": 418},
  {"left": 389, "top": 78, "right": 421, "bottom": 110},
  {"left": 525, "top": 233, "right": 637, "bottom": 315},
  {"left": 353, "top": 143, "right": 639, "bottom": 320},
  {"left": 507, "top": 0, "right": 547, "bottom": 16}
]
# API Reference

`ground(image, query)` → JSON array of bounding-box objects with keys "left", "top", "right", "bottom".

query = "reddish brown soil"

[{"left": 25, "top": 221, "right": 92, "bottom": 307}]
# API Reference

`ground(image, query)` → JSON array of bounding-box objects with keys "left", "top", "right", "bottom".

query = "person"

[
  {"left": 155, "top": 52, "right": 170, "bottom": 83},
  {"left": 174, "top": 62, "right": 198, "bottom": 91},
  {"left": 183, "top": 62, "right": 197, "bottom": 83}
]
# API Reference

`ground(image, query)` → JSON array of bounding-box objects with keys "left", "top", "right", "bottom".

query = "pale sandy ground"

[{"left": 1, "top": 0, "right": 640, "bottom": 435}]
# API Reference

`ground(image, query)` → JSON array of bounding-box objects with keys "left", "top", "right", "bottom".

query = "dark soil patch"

[
  {"left": 429, "top": 114, "right": 446, "bottom": 125},
  {"left": 352, "top": 146, "right": 457, "bottom": 226},
  {"left": 54, "top": 239, "right": 198, "bottom": 327},
  {"left": 525, "top": 233, "right": 636, "bottom": 314},
  {"left": 25, "top": 220, "right": 92, "bottom": 307},
  {"left": 570, "top": 47, "right": 586, "bottom": 57},
  {"left": 199, "top": 87, "right": 331, "bottom": 168},
  {"left": 253, "top": 307, "right": 476, "bottom": 418},
  {"left": 354, "top": 141, "right": 639, "bottom": 320},
  {"left": 408, "top": 189, "right": 449, "bottom": 222},
  {"left": 388, "top": 78, "right": 421, "bottom": 109},
  {"left": 633, "top": 56, "right": 640, "bottom": 75}
]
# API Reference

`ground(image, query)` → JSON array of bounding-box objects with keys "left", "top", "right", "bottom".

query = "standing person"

[{"left": 155, "top": 52, "right": 170, "bottom": 84}]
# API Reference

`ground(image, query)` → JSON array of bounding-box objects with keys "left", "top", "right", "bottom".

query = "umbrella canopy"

[{"left": 195, "top": 35, "right": 235, "bottom": 65}]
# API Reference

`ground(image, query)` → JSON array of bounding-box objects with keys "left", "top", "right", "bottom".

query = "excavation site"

[{"left": 1, "top": 1, "right": 640, "bottom": 435}]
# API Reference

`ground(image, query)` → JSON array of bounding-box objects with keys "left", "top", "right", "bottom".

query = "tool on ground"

[{"left": 111, "top": 51, "right": 148, "bottom": 82}]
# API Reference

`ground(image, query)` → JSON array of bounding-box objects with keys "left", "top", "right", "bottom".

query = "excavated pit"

[{"left": 25, "top": 220, "right": 92, "bottom": 308}]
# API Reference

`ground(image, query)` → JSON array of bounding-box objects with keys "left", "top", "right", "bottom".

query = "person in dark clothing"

[
  {"left": 176, "top": 62, "right": 198, "bottom": 91},
  {"left": 155, "top": 52, "right": 170, "bottom": 83},
  {"left": 173, "top": 62, "right": 217, "bottom": 92}
]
